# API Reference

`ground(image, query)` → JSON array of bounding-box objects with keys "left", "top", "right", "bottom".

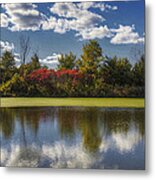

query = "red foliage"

[
  {"left": 27, "top": 68, "right": 83, "bottom": 82},
  {"left": 27, "top": 68, "right": 56, "bottom": 82}
]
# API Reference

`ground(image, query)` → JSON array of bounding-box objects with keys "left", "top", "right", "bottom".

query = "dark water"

[{"left": 0, "top": 107, "right": 145, "bottom": 169}]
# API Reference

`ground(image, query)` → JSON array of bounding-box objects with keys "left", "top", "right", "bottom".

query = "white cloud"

[
  {"left": 43, "top": 2, "right": 118, "bottom": 40},
  {"left": 39, "top": 53, "right": 61, "bottom": 69},
  {"left": 110, "top": 25, "right": 144, "bottom": 44},
  {"left": 77, "top": 2, "right": 94, "bottom": 10},
  {"left": 42, "top": 17, "right": 71, "bottom": 34},
  {"left": 2, "top": 3, "right": 46, "bottom": 31},
  {"left": 14, "top": 53, "right": 21, "bottom": 67},
  {"left": 43, "top": 2, "right": 117, "bottom": 40},
  {"left": 1, "top": 3, "right": 144, "bottom": 43},
  {"left": 77, "top": 2, "right": 118, "bottom": 11},
  {"left": 1, "top": 13, "right": 9, "bottom": 27},
  {"left": 93, "top": 3, "right": 118, "bottom": 11},
  {"left": 50, "top": 2, "right": 102, "bottom": 20},
  {"left": 76, "top": 25, "right": 113, "bottom": 40},
  {"left": 49, "top": 2, "right": 104, "bottom": 33},
  {"left": 0, "top": 40, "right": 14, "bottom": 52}
]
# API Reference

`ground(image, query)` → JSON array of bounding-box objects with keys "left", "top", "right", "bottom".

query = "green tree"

[
  {"left": 79, "top": 40, "right": 103, "bottom": 74},
  {"left": 58, "top": 52, "right": 76, "bottom": 70},
  {"left": 132, "top": 55, "right": 145, "bottom": 86},
  {"left": 101, "top": 56, "right": 132, "bottom": 86},
  {"left": 1, "top": 51, "right": 15, "bottom": 69},
  {"left": 0, "top": 73, "right": 28, "bottom": 96},
  {"left": 0, "top": 51, "right": 16, "bottom": 84},
  {"left": 31, "top": 53, "right": 41, "bottom": 70},
  {"left": 19, "top": 54, "right": 41, "bottom": 76},
  {"left": 75, "top": 40, "right": 103, "bottom": 96}
]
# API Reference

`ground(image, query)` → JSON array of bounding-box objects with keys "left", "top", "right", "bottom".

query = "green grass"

[{"left": 0, "top": 98, "right": 144, "bottom": 108}]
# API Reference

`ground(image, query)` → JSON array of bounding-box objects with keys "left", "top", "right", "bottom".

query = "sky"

[{"left": 0, "top": 0, "right": 145, "bottom": 68}]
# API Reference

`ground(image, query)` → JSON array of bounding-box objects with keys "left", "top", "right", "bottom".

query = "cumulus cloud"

[
  {"left": 110, "top": 25, "right": 144, "bottom": 44},
  {"left": 48, "top": 2, "right": 104, "bottom": 33},
  {"left": 42, "top": 17, "right": 71, "bottom": 34},
  {"left": 1, "top": 2, "right": 144, "bottom": 44},
  {"left": 1, "top": 13, "right": 9, "bottom": 27},
  {"left": 43, "top": 2, "right": 118, "bottom": 40},
  {"left": 92, "top": 3, "right": 118, "bottom": 11},
  {"left": 39, "top": 53, "right": 61, "bottom": 69},
  {"left": 77, "top": 2, "right": 118, "bottom": 11},
  {"left": 50, "top": 2, "right": 103, "bottom": 21},
  {"left": 1, "top": 3, "right": 46, "bottom": 31},
  {"left": 0, "top": 40, "right": 14, "bottom": 52},
  {"left": 77, "top": 2, "right": 94, "bottom": 10},
  {"left": 76, "top": 25, "right": 113, "bottom": 40}
]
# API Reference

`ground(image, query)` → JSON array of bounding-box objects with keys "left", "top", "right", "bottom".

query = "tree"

[
  {"left": 101, "top": 56, "right": 132, "bottom": 86},
  {"left": 19, "top": 54, "right": 41, "bottom": 76},
  {"left": 31, "top": 53, "right": 41, "bottom": 70},
  {"left": 1, "top": 51, "right": 15, "bottom": 69},
  {"left": 79, "top": 40, "right": 103, "bottom": 74},
  {"left": 132, "top": 55, "right": 145, "bottom": 86},
  {"left": 57, "top": 52, "right": 76, "bottom": 70},
  {"left": 0, "top": 51, "right": 16, "bottom": 84},
  {"left": 20, "top": 35, "right": 31, "bottom": 64}
]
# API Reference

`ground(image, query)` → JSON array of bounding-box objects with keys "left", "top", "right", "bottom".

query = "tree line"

[{"left": 0, "top": 40, "right": 144, "bottom": 97}]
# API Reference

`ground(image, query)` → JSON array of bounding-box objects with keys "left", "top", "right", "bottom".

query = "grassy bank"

[{"left": 0, "top": 98, "right": 144, "bottom": 108}]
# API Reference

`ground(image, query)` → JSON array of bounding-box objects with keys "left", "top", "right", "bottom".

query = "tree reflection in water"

[{"left": 0, "top": 107, "right": 145, "bottom": 169}]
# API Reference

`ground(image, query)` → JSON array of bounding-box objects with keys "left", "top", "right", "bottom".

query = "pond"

[{"left": 0, "top": 107, "right": 145, "bottom": 169}]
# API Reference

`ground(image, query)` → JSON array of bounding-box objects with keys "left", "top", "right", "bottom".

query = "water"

[{"left": 0, "top": 107, "right": 145, "bottom": 169}]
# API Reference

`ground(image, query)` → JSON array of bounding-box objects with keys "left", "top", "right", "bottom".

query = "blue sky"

[{"left": 0, "top": 0, "right": 145, "bottom": 68}]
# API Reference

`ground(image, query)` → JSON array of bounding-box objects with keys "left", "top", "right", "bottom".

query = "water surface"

[{"left": 0, "top": 107, "right": 145, "bottom": 169}]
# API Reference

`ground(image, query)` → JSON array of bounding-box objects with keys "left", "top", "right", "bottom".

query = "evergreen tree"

[
  {"left": 58, "top": 52, "right": 76, "bottom": 70},
  {"left": 1, "top": 51, "right": 15, "bottom": 69},
  {"left": 79, "top": 40, "right": 103, "bottom": 74}
]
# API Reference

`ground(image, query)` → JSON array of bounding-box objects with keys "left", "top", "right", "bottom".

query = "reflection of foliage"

[
  {"left": 104, "top": 110, "right": 132, "bottom": 134},
  {"left": 0, "top": 108, "right": 55, "bottom": 140},
  {"left": 103, "top": 109, "right": 145, "bottom": 138},
  {"left": 0, "top": 108, "right": 15, "bottom": 139},
  {"left": 79, "top": 108, "right": 102, "bottom": 153},
  {"left": 57, "top": 108, "right": 79, "bottom": 139},
  {"left": 134, "top": 110, "right": 145, "bottom": 137},
  {"left": 1, "top": 107, "right": 145, "bottom": 154}
]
